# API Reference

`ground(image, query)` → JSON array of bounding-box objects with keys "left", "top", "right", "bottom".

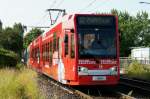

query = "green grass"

[
  {"left": 0, "top": 68, "right": 44, "bottom": 99},
  {"left": 127, "top": 61, "right": 150, "bottom": 80}
]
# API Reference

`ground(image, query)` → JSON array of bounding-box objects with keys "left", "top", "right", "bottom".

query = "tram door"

[{"left": 64, "top": 30, "right": 76, "bottom": 81}]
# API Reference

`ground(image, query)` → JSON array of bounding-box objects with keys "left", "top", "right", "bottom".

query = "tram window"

[
  {"left": 71, "top": 34, "right": 75, "bottom": 58},
  {"left": 47, "top": 43, "right": 50, "bottom": 61},
  {"left": 49, "top": 42, "right": 52, "bottom": 65},
  {"left": 31, "top": 49, "right": 33, "bottom": 58},
  {"left": 53, "top": 33, "right": 57, "bottom": 51},
  {"left": 33, "top": 49, "right": 35, "bottom": 58},
  {"left": 47, "top": 43, "right": 49, "bottom": 61},
  {"left": 46, "top": 43, "right": 48, "bottom": 61},
  {"left": 42, "top": 45, "right": 44, "bottom": 60},
  {"left": 57, "top": 38, "right": 59, "bottom": 51},
  {"left": 32, "top": 49, "right": 34, "bottom": 58},
  {"left": 42, "top": 45, "right": 44, "bottom": 61},
  {"left": 33, "top": 49, "right": 35, "bottom": 59},
  {"left": 35, "top": 48, "right": 37, "bottom": 59},
  {"left": 64, "top": 34, "right": 68, "bottom": 56},
  {"left": 35, "top": 48, "right": 37, "bottom": 60},
  {"left": 37, "top": 48, "right": 40, "bottom": 63},
  {"left": 37, "top": 48, "right": 40, "bottom": 58},
  {"left": 64, "top": 34, "right": 68, "bottom": 43},
  {"left": 37, "top": 48, "right": 38, "bottom": 58},
  {"left": 43, "top": 45, "right": 44, "bottom": 61},
  {"left": 32, "top": 50, "right": 33, "bottom": 58},
  {"left": 45, "top": 44, "right": 47, "bottom": 61},
  {"left": 44, "top": 44, "right": 46, "bottom": 61},
  {"left": 46, "top": 44, "right": 47, "bottom": 61},
  {"left": 32, "top": 49, "right": 33, "bottom": 58},
  {"left": 35, "top": 48, "right": 40, "bottom": 60}
]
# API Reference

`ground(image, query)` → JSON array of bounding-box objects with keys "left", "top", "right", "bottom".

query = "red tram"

[{"left": 27, "top": 14, "right": 120, "bottom": 85}]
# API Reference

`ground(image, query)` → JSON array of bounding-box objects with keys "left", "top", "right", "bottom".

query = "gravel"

[{"left": 37, "top": 74, "right": 80, "bottom": 99}]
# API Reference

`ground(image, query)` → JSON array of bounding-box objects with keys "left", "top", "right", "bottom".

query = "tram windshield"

[{"left": 76, "top": 15, "right": 117, "bottom": 58}]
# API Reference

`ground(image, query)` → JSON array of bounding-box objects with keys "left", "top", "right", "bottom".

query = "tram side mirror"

[
  {"left": 70, "top": 29, "right": 74, "bottom": 33},
  {"left": 64, "top": 34, "right": 68, "bottom": 43}
]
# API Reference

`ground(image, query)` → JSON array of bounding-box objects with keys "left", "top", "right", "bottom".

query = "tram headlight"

[
  {"left": 110, "top": 66, "right": 117, "bottom": 75},
  {"left": 78, "top": 66, "right": 88, "bottom": 73}
]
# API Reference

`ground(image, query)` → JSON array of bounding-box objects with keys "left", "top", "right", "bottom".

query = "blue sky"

[{"left": 0, "top": 0, "right": 150, "bottom": 28}]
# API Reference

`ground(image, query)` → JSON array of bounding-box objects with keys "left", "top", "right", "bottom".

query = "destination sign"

[{"left": 77, "top": 16, "right": 115, "bottom": 26}]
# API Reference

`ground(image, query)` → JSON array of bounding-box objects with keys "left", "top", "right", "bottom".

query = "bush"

[
  {"left": 0, "top": 68, "right": 44, "bottom": 99},
  {"left": 16, "top": 63, "right": 25, "bottom": 70},
  {"left": 127, "top": 61, "right": 150, "bottom": 80},
  {"left": 0, "top": 48, "right": 18, "bottom": 67}
]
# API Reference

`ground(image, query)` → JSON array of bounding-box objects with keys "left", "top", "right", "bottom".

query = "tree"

[
  {"left": 13, "top": 23, "right": 24, "bottom": 57},
  {"left": 0, "top": 20, "right": 2, "bottom": 33},
  {"left": 13, "top": 23, "right": 24, "bottom": 37},
  {"left": 0, "top": 23, "right": 25, "bottom": 60},
  {"left": 23, "top": 28, "right": 44, "bottom": 49},
  {"left": 111, "top": 9, "right": 150, "bottom": 57},
  {"left": 136, "top": 12, "right": 150, "bottom": 46}
]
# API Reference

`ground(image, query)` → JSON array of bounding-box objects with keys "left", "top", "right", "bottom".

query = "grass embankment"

[
  {"left": 127, "top": 61, "right": 150, "bottom": 80},
  {"left": 0, "top": 68, "right": 44, "bottom": 99}
]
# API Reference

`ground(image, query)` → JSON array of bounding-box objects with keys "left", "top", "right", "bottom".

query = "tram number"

[{"left": 92, "top": 76, "right": 106, "bottom": 81}]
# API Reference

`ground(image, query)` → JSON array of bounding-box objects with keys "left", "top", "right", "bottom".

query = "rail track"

[
  {"left": 118, "top": 76, "right": 150, "bottom": 99},
  {"left": 120, "top": 76, "right": 150, "bottom": 94},
  {"left": 38, "top": 73, "right": 135, "bottom": 99}
]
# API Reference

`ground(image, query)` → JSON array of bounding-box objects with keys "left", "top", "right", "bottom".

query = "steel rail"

[
  {"left": 116, "top": 92, "right": 136, "bottom": 99},
  {"left": 120, "top": 77, "right": 150, "bottom": 93}
]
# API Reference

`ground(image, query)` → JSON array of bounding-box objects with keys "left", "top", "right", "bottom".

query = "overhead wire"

[
  {"left": 25, "top": 0, "right": 61, "bottom": 34},
  {"left": 32, "top": 0, "right": 58, "bottom": 27},
  {"left": 79, "top": 0, "right": 97, "bottom": 12},
  {"left": 86, "top": 0, "right": 97, "bottom": 8},
  {"left": 55, "top": 0, "right": 65, "bottom": 8},
  {"left": 35, "top": 13, "right": 49, "bottom": 26},
  {"left": 88, "top": 1, "right": 108, "bottom": 13},
  {"left": 49, "top": 0, "right": 57, "bottom": 8},
  {"left": 28, "top": 0, "right": 65, "bottom": 29}
]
